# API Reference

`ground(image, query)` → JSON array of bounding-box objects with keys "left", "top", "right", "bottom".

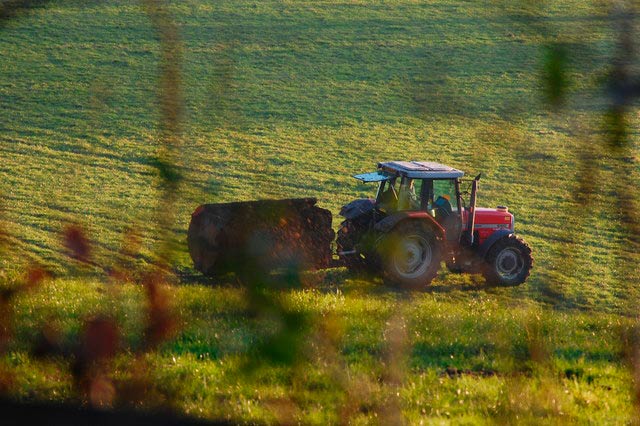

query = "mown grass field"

[{"left": 1, "top": 0, "right": 639, "bottom": 423}]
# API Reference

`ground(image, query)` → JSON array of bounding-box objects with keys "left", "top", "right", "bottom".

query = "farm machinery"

[{"left": 188, "top": 161, "right": 533, "bottom": 288}]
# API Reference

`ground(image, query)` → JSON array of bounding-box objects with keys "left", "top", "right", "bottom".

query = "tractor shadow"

[
  {"left": 310, "top": 268, "right": 500, "bottom": 296},
  {"left": 176, "top": 266, "right": 513, "bottom": 296},
  {"left": 175, "top": 268, "right": 243, "bottom": 288},
  {"left": 424, "top": 272, "right": 494, "bottom": 294}
]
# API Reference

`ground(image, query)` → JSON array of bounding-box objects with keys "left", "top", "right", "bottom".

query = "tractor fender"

[
  {"left": 478, "top": 230, "right": 513, "bottom": 258},
  {"left": 340, "top": 198, "right": 376, "bottom": 220},
  {"left": 374, "top": 211, "right": 445, "bottom": 239}
]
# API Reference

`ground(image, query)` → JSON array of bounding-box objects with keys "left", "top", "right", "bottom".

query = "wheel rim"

[
  {"left": 495, "top": 247, "right": 524, "bottom": 280},
  {"left": 392, "top": 235, "right": 433, "bottom": 279}
]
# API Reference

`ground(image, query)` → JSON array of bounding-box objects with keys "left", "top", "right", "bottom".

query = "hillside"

[{"left": 1, "top": 0, "right": 639, "bottom": 423}]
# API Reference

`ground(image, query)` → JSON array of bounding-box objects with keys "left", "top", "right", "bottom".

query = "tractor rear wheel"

[
  {"left": 379, "top": 221, "right": 441, "bottom": 289},
  {"left": 483, "top": 235, "right": 532, "bottom": 286}
]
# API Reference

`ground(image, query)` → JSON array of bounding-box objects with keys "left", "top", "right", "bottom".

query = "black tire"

[
  {"left": 483, "top": 235, "right": 533, "bottom": 286},
  {"left": 379, "top": 221, "right": 441, "bottom": 289},
  {"left": 336, "top": 220, "right": 370, "bottom": 273}
]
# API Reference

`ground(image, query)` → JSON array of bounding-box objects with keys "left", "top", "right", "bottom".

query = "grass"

[
  {"left": 1, "top": 0, "right": 639, "bottom": 423},
  {"left": 3, "top": 276, "right": 637, "bottom": 424}
]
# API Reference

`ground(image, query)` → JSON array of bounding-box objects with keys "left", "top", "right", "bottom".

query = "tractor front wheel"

[
  {"left": 483, "top": 235, "right": 533, "bottom": 286},
  {"left": 380, "top": 221, "right": 441, "bottom": 289}
]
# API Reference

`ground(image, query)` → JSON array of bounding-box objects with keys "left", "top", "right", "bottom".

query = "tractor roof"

[{"left": 378, "top": 161, "right": 464, "bottom": 179}]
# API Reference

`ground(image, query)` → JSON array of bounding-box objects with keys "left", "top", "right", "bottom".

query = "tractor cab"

[{"left": 355, "top": 161, "right": 465, "bottom": 241}]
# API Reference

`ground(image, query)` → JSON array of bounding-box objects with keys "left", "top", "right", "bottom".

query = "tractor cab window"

[
  {"left": 412, "top": 179, "right": 425, "bottom": 209},
  {"left": 398, "top": 178, "right": 422, "bottom": 210},
  {"left": 431, "top": 179, "right": 457, "bottom": 219},
  {"left": 432, "top": 179, "right": 457, "bottom": 208},
  {"left": 376, "top": 178, "right": 399, "bottom": 212}
]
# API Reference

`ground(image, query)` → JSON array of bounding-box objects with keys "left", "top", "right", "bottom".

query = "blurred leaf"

[
  {"left": 150, "top": 157, "right": 182, "bottom": 186},
  {"left": 541, "top": 43, "right": 570, "bottom": 107},
  {"left": 603, "top": 106, "right": 628, "bottom": 148},
  {"left": 143, "top": 278, "right": 177, "bottom": 350},
  {"left": 31, "top": 322, "right": 64, "bottom": 359},
  {"left": 256, "top": 310, "right": 308, "bottom": 366},
  {"left": 24, "top": 265, "right": 49, "bottom": 290},
  {"left": 78, "top": 316, "right": 119, "bottom": 363},
  {"left": 63, "top": 225, "right": 91, "bottom": 263}
]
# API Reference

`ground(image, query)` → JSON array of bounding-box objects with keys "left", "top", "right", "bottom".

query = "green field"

[{"left": 1, "top": 0, "right": 639, "bottom": 424}]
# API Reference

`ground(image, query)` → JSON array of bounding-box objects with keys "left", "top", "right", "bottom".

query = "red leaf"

[{"left": 63, "top": 225, "right": 91, "bottom": 262}]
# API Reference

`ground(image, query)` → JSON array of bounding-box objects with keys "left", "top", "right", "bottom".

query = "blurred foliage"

[
  {"left": 0, "top": 0, "right": 188, "bottom": 418},
  {"left": 541, "top": 43, "right": 570, "bottom": 108},
  {"left": 0, "top": 0, "right": 638, "bottom": 424}
]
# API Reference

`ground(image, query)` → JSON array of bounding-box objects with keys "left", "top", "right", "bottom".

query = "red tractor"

[
  {"left": 188, "top": 161, "right": 533, "bottom": 289},
  {"left": 336, "top": 161, "right": 533, "bottom": 287}
]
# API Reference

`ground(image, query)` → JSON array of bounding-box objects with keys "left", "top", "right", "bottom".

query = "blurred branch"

[
  {"left": 542, "top": 43, "right": 570, "bottom": 108},
  {"left": 0, "top": 0, "right": 186, "bottom": 414},
  {"left": 378, "top": 312, "right": 408, "bottom": 425},
  {"left": 606, "top": 1, "right": 639, "bottom": 148},
  {"left": 141, "top": 0, "right": 184, "bottom": 269}
]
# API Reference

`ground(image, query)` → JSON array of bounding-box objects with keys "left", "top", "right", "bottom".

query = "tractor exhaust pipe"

[{"left": 463, "top": 173, "right": 481, "bottom": 246}]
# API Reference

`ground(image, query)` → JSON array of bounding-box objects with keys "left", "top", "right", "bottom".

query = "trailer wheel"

[
  {"left": 380, "top": 221, "right": 441, "bottom": 289},
  {"left": 483, "top": 235, "right": 532, "bottom": 286}
]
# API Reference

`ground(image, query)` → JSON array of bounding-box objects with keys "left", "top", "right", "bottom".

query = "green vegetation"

[
  {"left": 4, "top": 277, "right": 637, "bottom": 424},
  {"left": 1, "top": 0, "right": 638, "bottom": 423}
]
